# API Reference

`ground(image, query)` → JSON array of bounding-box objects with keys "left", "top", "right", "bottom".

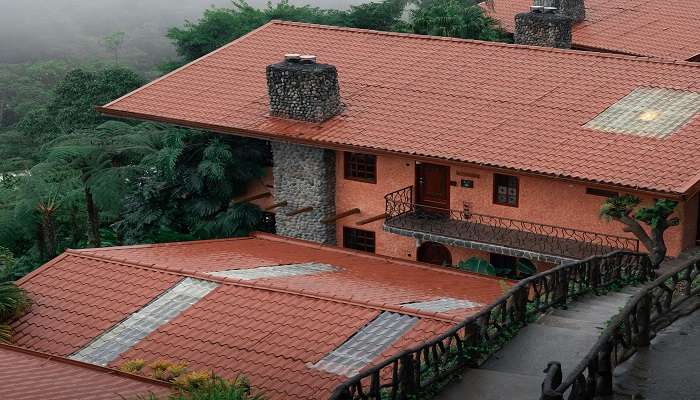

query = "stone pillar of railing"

[{"left": 557, "top": 270, "right": 570, "bottom": 305}]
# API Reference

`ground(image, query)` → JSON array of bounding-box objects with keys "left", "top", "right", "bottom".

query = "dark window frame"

[
  {"left": 343, "top": 227, "right": 376, "bottom": 253},
  {"left": 344, "top": 152, "right": 377, "bottom": 184},
  {"left": 493, "top": 173, "right": 519, "bottom": 207}
]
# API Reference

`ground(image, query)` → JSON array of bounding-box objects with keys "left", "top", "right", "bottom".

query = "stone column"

[
  {"left": 271, "top": 141, "right": 336, "bottom": 244},
  {"left": 514, "top": 11, "right": 573, "bottom": 49}
]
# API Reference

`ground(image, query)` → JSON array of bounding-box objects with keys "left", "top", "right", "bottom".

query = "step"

[
  {"left": 535, "top": 314, "right": 605, "bottom": 334},
  {"left": 435, "top": 368, "right": 542, "bottom": 400},
  {"left": 483, "top": 324, "right": 598, "bottom": 377},
  {"left": 549, "top": 307, "right": 617, "bottom": 324}
]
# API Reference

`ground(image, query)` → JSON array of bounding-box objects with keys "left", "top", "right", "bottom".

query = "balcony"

[{"left": 384, "top": 186, "right": 640, "bottom": 264}]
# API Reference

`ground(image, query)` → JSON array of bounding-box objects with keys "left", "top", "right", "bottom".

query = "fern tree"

[
  {"left": 0, "top": 248, "right": 31, "bottom": 344},
  {"left": 116, "top": 127, "right": 267, "bottom": 243},
  {"left": 600, "top": 195, "right": 679, "bottom": 268},
  {"left": 42, "top": 121, "right": 163, "bottom": 248}
]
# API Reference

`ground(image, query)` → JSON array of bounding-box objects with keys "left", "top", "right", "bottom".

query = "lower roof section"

[
  {"left": 11, "top": 233, "right": 505, "bottom": 399},
  {"left": 0, "top": 344, "right": 170, "bottom": 400}
]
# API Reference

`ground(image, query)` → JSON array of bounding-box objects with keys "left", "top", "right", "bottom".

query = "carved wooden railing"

[
  {"left": 540, "top": 255, "right": 700, "bottom": 400},
  {"left": 384, "top": 186, "right": 640, "bottom": 260},
  {"left": 328, "top": 252, "right": 651, "bottom": 400}
]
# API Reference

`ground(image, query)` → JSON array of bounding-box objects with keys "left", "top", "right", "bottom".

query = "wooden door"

[{"left": 416, "top": 163, "right": 450, "bottom": 210}]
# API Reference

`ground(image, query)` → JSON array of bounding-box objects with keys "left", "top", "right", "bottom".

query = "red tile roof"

[
  {"left": 0, "top": 344, "right": 171, "bottom": 400},
  {"left": 100, "top": 21, "right": 700, "bottom": 196},
  {"left": 12, "top": 234, "right": 506, "bottom": 399},
  {"left": 483, "top": 0, "right": 700, "bottom": 61}
]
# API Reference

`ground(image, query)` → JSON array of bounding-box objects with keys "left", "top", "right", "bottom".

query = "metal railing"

[
  {"left": 540, "top": 255, "right": 700, "bottom": 400},
  {"left": 384, "top": 186, "right": 640, "bottom": 260},
  {"left": 328, "top": 252, "right": 652, "bottom": 400}
]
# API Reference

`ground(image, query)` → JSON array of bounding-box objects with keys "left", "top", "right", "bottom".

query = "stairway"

[{"left": 436, "top": 286, "right": 641, "bottom": 400}]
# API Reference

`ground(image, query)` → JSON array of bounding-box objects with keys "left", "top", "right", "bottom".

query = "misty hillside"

[{"left": 0, "top": 0, "right": 364, "bottom": 67}]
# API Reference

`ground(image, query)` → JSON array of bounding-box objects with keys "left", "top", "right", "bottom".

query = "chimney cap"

[
  {"left": 285, "top": 53, "right": 301, "bottom": 62},
  {"left": 299, "top": 55, "right": 317, "bottom": 64}
]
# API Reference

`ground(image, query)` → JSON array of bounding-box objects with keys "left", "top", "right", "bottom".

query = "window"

[
  {"left": 344, "top": 152, "right": 376, "bottom": 183},
  {"left": 494, "top": 174, "right": 518, "bottom": 206},
  {"left": 586, "top": 188, "right": 619, "bottom": 198},
  {"left": 343, "top": 227, "right": 376, "bottom": 253}
]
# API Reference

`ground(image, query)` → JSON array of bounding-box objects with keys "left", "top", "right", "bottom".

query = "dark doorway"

[
  {"left": 416, "top": 163, "right": 450, "bottom": 210},
  {"left": 417, "top": 242, "right": 452, "bottom": 266}
]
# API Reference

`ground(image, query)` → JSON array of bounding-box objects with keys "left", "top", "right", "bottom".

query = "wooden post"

[
  {"left": 398, "top": 354, "right": 416, "bottom": 400},
  {"left": 231, "top": 191, "right": 271, "bottom": 204},
  {"left": 320, "top": 208, "right": 360, "bottom": 224},
  {"left": 595, "top": 341, "right": 614, "bottom": 397},
  {"left": 636, "top": 293, "right": 652, "bottom": 347},
  {"left": 356, "top": 213, "right": 388, "bottom": 226},
  {"left": 285, "top": 206, "right": 313, "bottom": 217},
  {"left": 558, "top": 270, "right": 570, "bottom": 306},
  {"left": 514, "top": 286, "right": 529, "bottom": 324}
]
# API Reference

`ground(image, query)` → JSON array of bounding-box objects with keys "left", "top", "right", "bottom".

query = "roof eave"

[{"left": 97, "top": 105, "right": 690, "bottom": 200}]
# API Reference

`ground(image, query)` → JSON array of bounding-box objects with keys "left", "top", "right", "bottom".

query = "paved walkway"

[
  {"left": 437, "top": 287, "right": 641, "bottom": 400},
  {"left": 613, "top": 301, "right": 700, "bottom": 400}
]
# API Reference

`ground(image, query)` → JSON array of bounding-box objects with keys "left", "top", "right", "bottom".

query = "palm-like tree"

[
  {"left": 42, "top": 121, "right": 163, "bottom": 248},
  {"left": 0, "top": 248, "right": 31, "bottom": 344}
]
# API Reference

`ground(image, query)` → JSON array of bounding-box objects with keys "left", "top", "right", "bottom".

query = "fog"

[{"left": 0, "top": 0, "right": 365, "bottom": 65}]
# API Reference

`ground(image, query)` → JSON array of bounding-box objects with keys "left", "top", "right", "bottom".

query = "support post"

[
  {"left": 636, "top": 293, "right": 652, "bottom": 347},
  {"left": 595, "top": 341, "right": 614, "bottom": 396}
]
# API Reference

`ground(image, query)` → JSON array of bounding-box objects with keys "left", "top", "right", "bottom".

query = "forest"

[{"left": 0, "top": 0, "right": 508, "bottom": 279}]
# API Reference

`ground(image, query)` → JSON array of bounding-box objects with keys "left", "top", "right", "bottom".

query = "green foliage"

[
  {"left": 599, "top": 194, "right": 641, "bottom": 220},
  {"left": 634, "top": 199, "right": 679, "bottom": 229},
  {"left": 457, "top": 257, "right": 496, "bottom": 275},
  {"left": 405, "top": 0, "right": 508, "bottom": 41},
  {"left": 101, "top": 32, "right": 127, "bottom": 65},
  {"left": 0, "top": 281, "right": 31, "bottom": 343},
  {"left": 116, "top": 127, "right": 267, "bottom": 243}
]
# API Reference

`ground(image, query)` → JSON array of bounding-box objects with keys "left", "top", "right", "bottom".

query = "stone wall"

[
  {"left": 271, "top": 141, "right": 336, "bottom": 244},
  {"left": 514, "top": 12, "right": 573, "bottom": 49},
  {"left": 267, "top": 60, "right": 342, "bottom": 123}
]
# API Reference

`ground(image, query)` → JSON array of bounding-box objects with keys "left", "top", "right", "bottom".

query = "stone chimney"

[
  {"left": 559, "top": 0, "right": 585, "bottom": 23},
  {"left": 514, "top": 1, "right": 574, "bottom": 49},
  {"left": 266, "top": 54, "right": 342, "bottom": 123}
]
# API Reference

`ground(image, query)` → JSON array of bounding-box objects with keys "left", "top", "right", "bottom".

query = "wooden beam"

[
  {"left": 285, "top": 206, "right": 313, "bottom": 217},
  {"left": 232, "top": 191, "right": 271, "bottom": 204},
  {"left": 265, "top": 201, "right": 288, "bottom": 211},
  {"left": 356, "top": 213, "right": 387, "bottom": 226},
  {"left": 320, "top": 208, "right": 361, "bottom": 224}
]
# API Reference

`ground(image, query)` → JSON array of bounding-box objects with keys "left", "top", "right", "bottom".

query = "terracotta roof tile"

[
  {"left": 0, "top": 344, "right": 171, "bottom": 400},
  {"left": 484, "top": 0, "right": 700, "bottom": 61},
  {"left": 101, "top": 21, "right": 700, "bottom": 195},
  {"left": 12, "top": 234, "right": 500, "bottom": 399}
]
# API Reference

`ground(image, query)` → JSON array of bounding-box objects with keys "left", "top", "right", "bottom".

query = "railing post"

[
  {"left": 514, "top": 285, "right": 529, "bottom": 324},
  {"left": 595, "top": 341, "right": 614, "bottom": 397},
  {"left": 636, "top": 293, "right": 652, "bottom": 347},
  {"left": 398, "top": 353, "right": 416, "bottom": 400},
  {"left": 558, "top": 270, "right": 570, "bottom": 306},
  {"left": 540, "top": 361, "right": 564, "bottom": 400}
]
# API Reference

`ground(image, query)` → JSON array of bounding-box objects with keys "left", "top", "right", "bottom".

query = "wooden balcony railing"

[
  {"left": 384, "top": 186, "right": 640, "bottom": 260},
  {"left": 540, "top": 255, "right": 700, "bottom": 400},
  {"left": 328, "top": 251, "right": 652, "bottom": 400}
]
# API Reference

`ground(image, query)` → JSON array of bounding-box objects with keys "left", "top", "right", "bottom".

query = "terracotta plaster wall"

[{"left": 333, "top": 153, "right": 693, "bottom": 262}]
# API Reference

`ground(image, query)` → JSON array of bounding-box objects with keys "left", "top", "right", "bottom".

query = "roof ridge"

[
  {"left": 0, "top": 343, "right": 172, "bottom": 388},
  {"left": 61, "top": 250, "right": 462, "bottom": 323},
  {"left": 267, "top": 20, "right": 700, "bottom": 69},
  {"left": 74, "top": 236, "right": 254, "bottom": 252}
]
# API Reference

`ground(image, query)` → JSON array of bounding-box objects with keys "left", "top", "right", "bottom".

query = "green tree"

[
  {"left": 101, "top": 32, "right": 127, "bottom": 65},
  {"left": 42, "top": 121, "right": 163, "bottom": 248},
  {"left": 600, "top": 195, "right": 679, "bottom": 268},
  {"left": 116, "top": 126, "right": 267, "bottom": 243},
  {"left": 406, "top": 0, "right": 507, "bottom": 41},
  {"left": 0, "top": 247, "right": 31, "bottom": 344}
]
